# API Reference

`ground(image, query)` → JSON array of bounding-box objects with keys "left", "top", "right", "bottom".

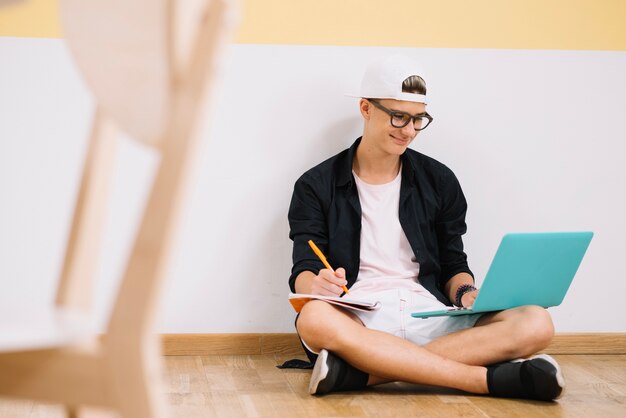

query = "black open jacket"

[{"left": 288, "top": 137, "right": 473, "bottom": 306}]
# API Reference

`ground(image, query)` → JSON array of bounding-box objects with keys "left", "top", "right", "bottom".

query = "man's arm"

[
  {"left": 287, "top": 174, "right": 328, "bottom": 292},
  {"left": 434, "top": 166, "right": 474, "bottom": 305},
  {"left": 444, "top": 272, "right": 478, "bottom": 307}
]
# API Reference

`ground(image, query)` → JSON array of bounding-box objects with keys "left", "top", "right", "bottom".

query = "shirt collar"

[{"left": 337, "top": 137, "right": 417, "bottom": 188}]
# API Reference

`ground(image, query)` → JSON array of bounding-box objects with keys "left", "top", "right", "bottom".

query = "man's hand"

[
  {"left": 311, "top": 268, "right": 348, "bottom": 296},
  {"left": 309, "top": 268, "right": 348, "bottom": 296},
  {"left": 461, "top": 289, "right": 479, "bottom": 307},
  {"left": 294, "top": 268, "right": 349, "bottom": 296}
]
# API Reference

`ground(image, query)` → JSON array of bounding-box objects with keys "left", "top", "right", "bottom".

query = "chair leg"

[
  {"left": 108, "top": 340, "right": 169, "bottom": 418},
  {"left": 66, "top": 406, "right": 79, "bottom": 418}
]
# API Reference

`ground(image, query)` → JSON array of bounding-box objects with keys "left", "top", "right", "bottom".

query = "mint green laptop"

[{"left": 411, "top": 232, "right": 593, "bottom": 319}]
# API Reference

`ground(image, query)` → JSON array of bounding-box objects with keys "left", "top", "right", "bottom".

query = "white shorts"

[{"left": 301, "top": 278, "right": 482, "bottom": 355}]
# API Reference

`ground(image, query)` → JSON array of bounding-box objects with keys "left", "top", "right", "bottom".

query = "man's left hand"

[{"left": 461, "top": 289, "right": 479, "bottom": 307}]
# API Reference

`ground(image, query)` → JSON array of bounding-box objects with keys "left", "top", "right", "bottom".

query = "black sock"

[
  {"left": 486, "top": 362, "right": 526, "bottom": 398},
  {"left": 334, "top": 358, "right": 369, "bottom": 391},
  {"left": 486, "top": 358, "right": 562, "bottom": 401}
]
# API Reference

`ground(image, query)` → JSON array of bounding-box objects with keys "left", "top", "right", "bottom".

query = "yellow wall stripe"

[
  {"left": 0, "top": 0, "right": 60, "bottom": 39},
  {"left": 1, "top": 0, "right": 626, "bottom": 51}
]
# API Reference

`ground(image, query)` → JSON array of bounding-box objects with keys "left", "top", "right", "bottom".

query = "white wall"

[{"left": 1, "top": 38, "right": 625, "bottom": 332}]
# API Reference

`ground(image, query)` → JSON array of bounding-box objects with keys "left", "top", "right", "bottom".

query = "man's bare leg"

[
  {"left": 297, "top": 301, "right": 554, "bottom": 392},
  {"left": 297, "top": 300, "right": 488, "bottom": 393},
  {"left": 366, "top": 305, "right": 555, "bottom": 385},
  {"left": 425, "top": 305, "right": 554, "bottom": 364}
]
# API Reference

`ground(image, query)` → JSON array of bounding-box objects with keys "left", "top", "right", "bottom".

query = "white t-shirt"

[{"left": 353, "top": 168, "right": 421, "bottom": 283}]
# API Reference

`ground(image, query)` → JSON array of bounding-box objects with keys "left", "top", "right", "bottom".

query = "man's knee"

[
  {"left": 514, "top": 305, "right": 555, "bottom": 350},
  {"left": 296, "top": 301, "right": 346, "bottom": 352}
]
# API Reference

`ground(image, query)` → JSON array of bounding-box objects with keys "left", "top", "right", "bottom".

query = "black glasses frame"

[{"left": 368, "top": 99, "right": 433, "bottom": 131}]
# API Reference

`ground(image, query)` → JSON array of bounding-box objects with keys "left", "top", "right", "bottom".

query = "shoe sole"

[{"left": 309, "top": 349, "right": 330, "bottom": 395}]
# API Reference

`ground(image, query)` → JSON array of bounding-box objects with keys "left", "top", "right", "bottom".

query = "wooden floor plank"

[{"left": 1, "top": 354, "right": 625, "bottom": 417}]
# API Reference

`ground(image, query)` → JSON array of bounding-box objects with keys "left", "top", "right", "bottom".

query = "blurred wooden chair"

[{"left": 0, "top": 0, "right": 233, "bottom": 416}]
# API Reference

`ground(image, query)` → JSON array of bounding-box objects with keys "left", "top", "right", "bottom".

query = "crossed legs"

[{"left": 296, "top": 300, "right": 555, "bottom": 394}]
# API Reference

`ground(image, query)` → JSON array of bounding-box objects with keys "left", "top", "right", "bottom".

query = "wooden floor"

[{"left": 1, "top": 354, "right": 625, "bottom": 417}]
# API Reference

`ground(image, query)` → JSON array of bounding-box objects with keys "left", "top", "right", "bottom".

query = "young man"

[{"left": 287, "top": 55, "right": 564, "bottom": 401}]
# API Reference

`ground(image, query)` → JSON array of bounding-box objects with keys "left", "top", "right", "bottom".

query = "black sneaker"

[
  {"left": 309, "top": 349, "right": 369, "bottom": 395},
  {"left": 487, "top": 354, "right": 565, "bottom": 401}
]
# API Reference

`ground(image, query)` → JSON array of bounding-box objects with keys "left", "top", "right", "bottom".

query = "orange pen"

[{"left": 307, "top": 240, "right": 350, "bottom": 295}]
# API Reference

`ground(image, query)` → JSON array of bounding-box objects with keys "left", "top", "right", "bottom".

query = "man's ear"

[{"left": 359, "top": 98, "right": 371, "bottom": 120}]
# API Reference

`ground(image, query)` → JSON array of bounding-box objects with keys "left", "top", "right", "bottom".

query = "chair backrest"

[
  {"left": 56, "top": 0, "right": 233, "bottom": 343},
  {"left": 60, "top": 0, "right": 173, "bottom": 147}
]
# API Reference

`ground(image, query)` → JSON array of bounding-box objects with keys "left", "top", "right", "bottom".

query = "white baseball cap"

[{"left": 347, "top": 54, "right": 428, "bottom": 104}]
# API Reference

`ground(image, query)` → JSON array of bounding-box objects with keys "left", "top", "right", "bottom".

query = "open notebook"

[
  {"left": 288, "top": 293, "right": 381, "bottom": 313},
  {"left": 412, "top": 232, "right": 593, "bottom": 319}
]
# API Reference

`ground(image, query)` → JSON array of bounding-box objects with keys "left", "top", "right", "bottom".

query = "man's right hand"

[{"left": 294, "top": 268, "right": 348, "bottom": 296}]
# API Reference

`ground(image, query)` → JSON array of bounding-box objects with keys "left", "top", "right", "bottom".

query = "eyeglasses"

[{"left": 368, "top": 99, "right": 433, "bottom": 131}]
